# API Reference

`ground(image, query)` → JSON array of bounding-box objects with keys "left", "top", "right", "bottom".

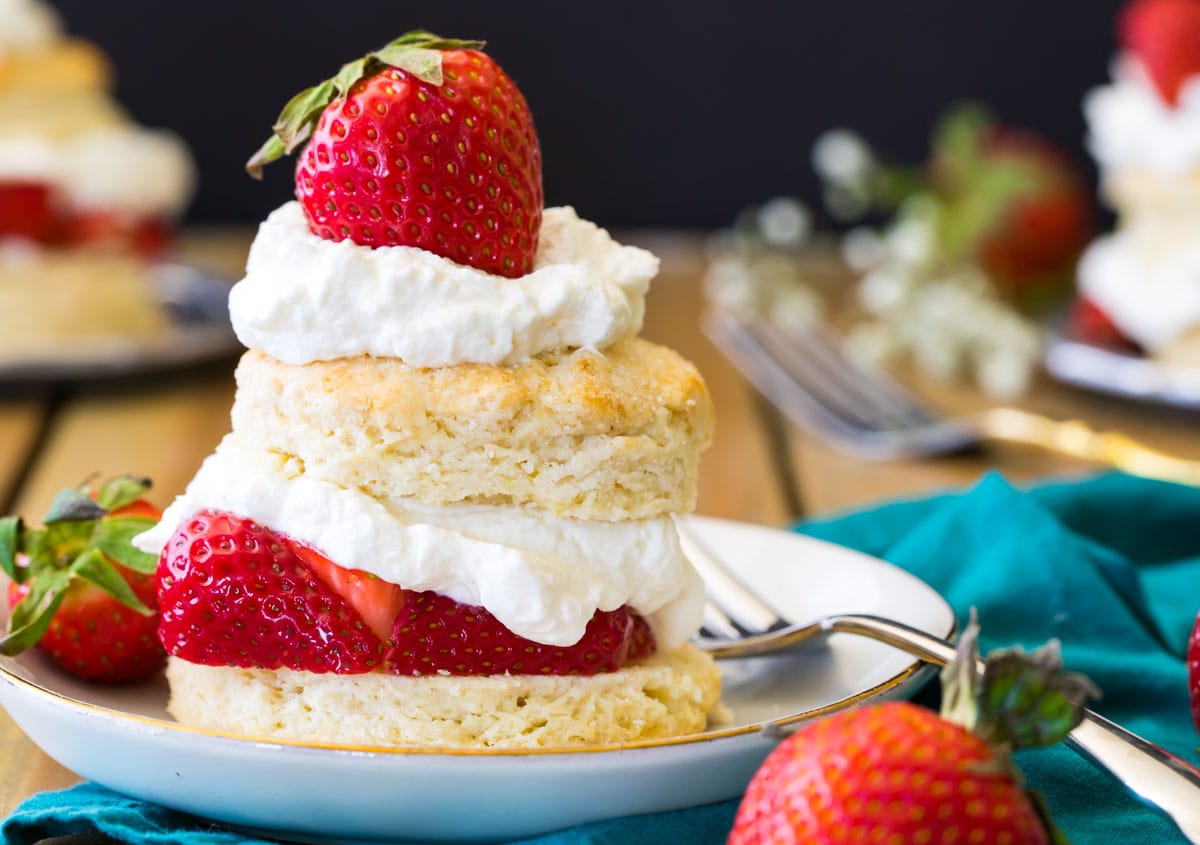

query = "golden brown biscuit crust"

[{"left": 230, "top": 337, "right": 713, "bottom": 520}]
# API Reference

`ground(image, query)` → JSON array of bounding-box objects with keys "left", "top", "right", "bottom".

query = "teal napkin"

[{"left": 4, "top": 472, "right": 1196, "bottom": 844}]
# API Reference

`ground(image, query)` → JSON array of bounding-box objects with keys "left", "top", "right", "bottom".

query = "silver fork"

[
  {"left": 681, "top": 522, "right": 1200, "bottom": 842},
  {"left": 702, "top": 306, "right": 1200, "bottom": 485}
]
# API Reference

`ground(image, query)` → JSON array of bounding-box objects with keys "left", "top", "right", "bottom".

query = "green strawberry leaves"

[
  {"left": 94, "top": 517, "right": 158, "bottom": 574},
  {"left": 44, "top": 488, "right": 105, "bottom": 523},
  {"left": 0, "top": 516, "right": 20, "bottom": 582},
  {"left": 247, "top": 30, "right": 486, "bottom": 178},
  {"left": 95, "top": 475, "right": 152, "bottom": 512},
  {"left": 1, "top": 568, "right": 68, "bottom": 655},
  {"left": 70, "top": 548, "right": 152, "bottom": 613},
  {"left": 977, "top": 641, "right": 1101, "bottom": 749},
  {"left": 1, "top": 475, "right": 158, "bottom": 657},
  {"left": 940, "top": 611, "right": 1099, "bottom": 752}
]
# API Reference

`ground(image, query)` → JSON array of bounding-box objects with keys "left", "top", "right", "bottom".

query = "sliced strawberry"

[
  {"left": 0, "top": 182, "right": 53, "bottom": 242},
  {"left": 158, "top": 509, "right": 657, "bottom": 677},
  {"left": 1068, "top": 297, "right": 1140, "bottom": 351},
  {"left": 1121, "top": 0, "right": 1200, "bottom": 106},
  {"left": 288, "top": 540, "right": 405, "bottom": 641},
  {"left": 248, "top": 31, "right": 542, "bottom": 278},
  {"left": 385, "top": 590, "right": 656, "bottom": 676},
  {"left": 157, "top": 510, "right": 384, "bottom": 673}
]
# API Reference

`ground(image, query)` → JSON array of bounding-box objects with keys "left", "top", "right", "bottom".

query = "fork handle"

[
  {"left": 974, "top": 408, "right": 1200, "bottom": 485},
  {"left": 827, "top": 614, "right": 1200, "bottom": 843}
]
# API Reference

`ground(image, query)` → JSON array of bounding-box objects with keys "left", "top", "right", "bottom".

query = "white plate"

[
  {"left": 1045, "top": 330, "right": 1200, "bottom": 410},
  {"left": 0, "top": 516, "right": 953, "bottom": 844},
  {"left": 0, "top": 264, "right": 238, "bottom": 381}
]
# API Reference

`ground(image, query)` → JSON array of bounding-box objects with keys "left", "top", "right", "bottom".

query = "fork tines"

[{"left": 702, "top": 307, "right": 973, "bottom": 460}]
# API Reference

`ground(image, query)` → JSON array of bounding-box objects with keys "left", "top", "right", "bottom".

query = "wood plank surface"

[{"left": 636, "top": 233, "right": 794, "bottom": 527}]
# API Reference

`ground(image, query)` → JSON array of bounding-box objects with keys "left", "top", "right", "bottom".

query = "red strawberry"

[
  {"left": 728, "top": 622, "right": 1096, "bottom": 844},
  {"left": 1067, "top": 297, "right": 1140, "bottom": 351},
  {"left": 0, "top": 182, "right": 53, "bottom": 242},
  {"left": 159, "top": 510, "right": 656, "bottom": 676},
  {"left": 0, "top": 475, "right": 166, "bottom": 683},
  {"left": 931, "top": 113, "right": 1093, "bottom": 300},
  {"left": 730, "top": 702, "right": 1049, "bottom": 845},
  {"left": 1187, "top": 610, "right": 1200, "bottom": 733},
  {"left": 385, "top": 589, "right": 655, "bottom": 676},
  {"left": 157, "top": 510, "right": 384, "bottom": 673},
  {"left": 55, "top": 210, "right": 172, "bottom": 258},
  {"left": 1121, "top": 0, "right": 1200, "bottom": 106},
  {"left": 247, "top": 31, "right": 542, "bottom": 278}
]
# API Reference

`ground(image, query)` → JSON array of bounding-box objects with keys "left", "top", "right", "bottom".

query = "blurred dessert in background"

[
  {"left": 1075, "top": 0, "right": 1200, "bottom": 365},
  {"left": 0, "top": 0, "right": 195, "bottom": 356}
]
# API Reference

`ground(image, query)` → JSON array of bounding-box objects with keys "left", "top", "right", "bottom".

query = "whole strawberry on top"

[
  {"left": 728, "top": 622, "right": 1097, "bottom": 844},
  {"left": 247, "top": 31, "right": 542, "bottom": 278},
  {"left": 0, "top": 475, "right": 164, "bottom": 683},
  {"left": 1120, "top": 0, "right": 1200, "bottom": 106}
]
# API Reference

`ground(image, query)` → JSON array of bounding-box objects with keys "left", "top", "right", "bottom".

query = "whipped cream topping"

[
  {"left": 0, "top": 126, "right": 195, "bottom": 217},
  {"left": 229, "top": 203, "right": 657, "bottom": 367},
  {"left": 1077, "top": 229, "right": 1200, "bottom": 351},
  {"left": 134, "top": 437, "right": 705, "bottom": 650},
  {"left": 0, "top": 0, "right": 59, "bottom": 56},
  {"left": 1086, "top": 54, "right": 1200, "bottom": 177}
]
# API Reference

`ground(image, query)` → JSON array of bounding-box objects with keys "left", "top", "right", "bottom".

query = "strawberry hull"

[{"left": 157, "top": 508, "right": 657, "bottom": 677}]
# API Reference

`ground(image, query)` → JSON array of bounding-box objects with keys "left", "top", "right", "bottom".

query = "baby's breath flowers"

[{"left": 704, "top": 105, "right": 1092, "bottom": 401}]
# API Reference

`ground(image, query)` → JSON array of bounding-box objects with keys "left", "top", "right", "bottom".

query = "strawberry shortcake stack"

[
  {"left": 0, "top": 0, "right": 194, "bottom": 350},
  {"left": 1075, "top": 0, "right": 1200, "bottom": 363},
  {"left": 133, "top": 33, "right": 721, "bottom": 749}
]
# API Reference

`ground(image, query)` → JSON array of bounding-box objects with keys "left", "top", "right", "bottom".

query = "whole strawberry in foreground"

[
  {"left": 247, "top": 30, "right": 543, "bottom": 278},
  {"left": 1121, "top": 0, "right": 1200, "bottom": 106},
  {"left": 0, "top": 475, "right": 164, "bottom": 683},
  {"left": 728, "top": 622, "right": 1097, "bottom": 844}
]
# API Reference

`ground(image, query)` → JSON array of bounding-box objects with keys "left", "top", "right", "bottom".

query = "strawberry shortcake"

[
  {"left": 0, "top": 0, "right": 194, "bottom": 353},
  {"left": 134, "top": 32, "right": 722, "bottom": 749},
  {"left": 1074, "top": 0, "right": 1200, "bottom": 364}
]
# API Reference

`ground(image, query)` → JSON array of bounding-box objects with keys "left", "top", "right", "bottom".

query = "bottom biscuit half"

[{"left": 166, "top": 644, "right": 724, "bottom": 749}]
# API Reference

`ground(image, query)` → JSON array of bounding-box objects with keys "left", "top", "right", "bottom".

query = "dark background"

[{"left": 50, "top": 1, "right": 1128, "bottom": 229}]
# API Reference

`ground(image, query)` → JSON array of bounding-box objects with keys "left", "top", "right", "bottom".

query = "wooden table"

[{"left": 2, "top": 227, "right": 1198, "bottom": 835}]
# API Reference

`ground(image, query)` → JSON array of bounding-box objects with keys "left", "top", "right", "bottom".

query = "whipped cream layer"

[
  {"left": 134, "top": 437, "right": 705, "bottom": 650},
  {"left": 229, "top": 203, "right": 657, "bottom": 367},
  {"left": 0, "top": 126, "right": 195, "bottom": 217},
  {"left": 1086, "top": 54, "right": 1200, "bottom": 177},
  {"left": 1078, "top": 229, "right": 1200, "bottom": 351}
]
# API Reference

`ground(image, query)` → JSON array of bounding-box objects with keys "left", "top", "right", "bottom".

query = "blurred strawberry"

[
  {"left": 54, "top": 211, "right": 172, "bottom": 258},
  {"left": 0, "top": 182, "right": 53, "bottom": 242},
  {"left": 930, "top": 107, "right": 1094, "bottom": 303},
  {"left": 1121, "top": 0, "right": 1200, "bottom": 106},
  {"left": 1067, "top": 297, "right": 1141, "bottom": 351}
]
